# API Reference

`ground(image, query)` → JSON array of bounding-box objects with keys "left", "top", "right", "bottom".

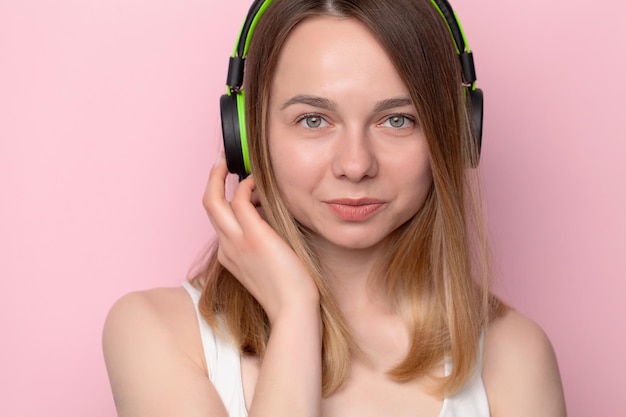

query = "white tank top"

[{"left": 183, "top": 281, "right": 490, "bottom": 417}]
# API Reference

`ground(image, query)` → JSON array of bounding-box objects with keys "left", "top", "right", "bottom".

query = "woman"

[{"left": 103, "top": 0, "right": 567, "bottom": 416}]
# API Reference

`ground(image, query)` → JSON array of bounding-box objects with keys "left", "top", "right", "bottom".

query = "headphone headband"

[
  {"left": 226, "top": 0, "right": 275, "bottom": 91},
  {"left": 430, "top": 0, "right": 477, "bottom": 88}
]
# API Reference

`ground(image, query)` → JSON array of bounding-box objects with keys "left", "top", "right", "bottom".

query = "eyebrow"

[
  {"left": 280, "top": 94, "right": 413, "bottom": 112},
  {"left": 373, "top": 97, "right": 413, "bottom": 112},
  {"left": 281, "top": 95, "right": 336, "bottom": 111}
]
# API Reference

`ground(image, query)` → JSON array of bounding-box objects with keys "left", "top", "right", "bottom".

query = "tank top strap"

[
  {"left": 440, "top": 331, "right": 490, "bottom": 417},
  {"left": 182, "top": 281, "right": 248, "bottom": 416}
]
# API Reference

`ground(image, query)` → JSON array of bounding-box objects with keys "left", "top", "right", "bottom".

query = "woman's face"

[{"left": 267, "top": 16, "right": 432, "bottom": 253}]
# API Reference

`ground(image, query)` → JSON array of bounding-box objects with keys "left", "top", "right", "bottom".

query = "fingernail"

[{"left": 214, "top": 151, "right": 223, "bottom": 167}]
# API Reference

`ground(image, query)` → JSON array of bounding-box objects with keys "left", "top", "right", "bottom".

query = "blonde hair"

[{"left": 193, "top": 0, "right": 505, "bottom": 397}]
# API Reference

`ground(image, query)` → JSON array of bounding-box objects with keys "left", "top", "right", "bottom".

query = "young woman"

[{"left": 103, "top": 1, "right": 567, "bottom": 416}]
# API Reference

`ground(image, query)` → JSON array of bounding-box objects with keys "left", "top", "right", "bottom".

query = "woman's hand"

[
  {"left": 205, "top": 154, "right": 323, "bottom": 417},
  {"left": 203, "top": 152, "right": 320, "bottom": 323}
]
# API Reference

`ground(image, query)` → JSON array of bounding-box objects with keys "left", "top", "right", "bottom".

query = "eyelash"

[
  {"left": 379, "top": 114, "right": 416, "bottom": 129},
  {"left": 293, "top": 113, "right": 417, "bottom": 130},
  {"left": 294, "top": 113, "right": 329, "bottom": 129}
]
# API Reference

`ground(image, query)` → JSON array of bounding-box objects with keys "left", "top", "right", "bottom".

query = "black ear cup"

[
  {"left": 469, "top": 88, "right": 484, "bottom": 168},
  {"left": 220, "top": 93, "right": 248, "bottom": 178},
  {"left": 220, "top": 0, "right": 267, "bottom": 179}
]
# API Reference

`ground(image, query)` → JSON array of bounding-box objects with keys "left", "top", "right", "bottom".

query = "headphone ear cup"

[
  {"left": 220, "top": 92, "right": 249, "bottom": 178},
  {"left": 468, "top": 88, "right": 484, "bottom": 168}
]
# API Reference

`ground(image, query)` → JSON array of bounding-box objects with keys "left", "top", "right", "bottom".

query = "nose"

[{"left": 331, "top": 127, "right": 378, "bottom": 182}]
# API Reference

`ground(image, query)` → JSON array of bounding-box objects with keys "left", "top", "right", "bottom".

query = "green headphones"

[{"left": 220, "top": 0, "right": 484, "bottom": 178}]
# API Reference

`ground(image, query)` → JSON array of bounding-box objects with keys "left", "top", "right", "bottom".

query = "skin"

[{"left": 103, "top": 16, "right": 567, "bottom": 417}]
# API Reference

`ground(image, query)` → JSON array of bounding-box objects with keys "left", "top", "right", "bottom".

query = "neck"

[{"left": 313, "top": 239, "right": 392, "bottom": 314}]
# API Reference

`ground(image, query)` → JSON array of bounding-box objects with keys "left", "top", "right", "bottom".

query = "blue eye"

[
  {"left": 297, "top": 114, "right": 328, "bottom": 129},
  {"left": 382, "top": 115, "right": 414, "bottom": 129}
]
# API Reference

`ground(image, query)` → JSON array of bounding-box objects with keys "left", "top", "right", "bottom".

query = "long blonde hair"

[{"left": 193, "top": 0, "right": 505, "bottom": 397}]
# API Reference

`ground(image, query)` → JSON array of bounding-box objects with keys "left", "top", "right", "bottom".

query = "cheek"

[
  {"left": 401, "top": 154, "right": 433, "bottom": 209},
  {"left": 268, "top": 138, "right": 318, "bottom": 210},
  {"left": 269, "top": 130, "right": 326, "bottom": 191},
  {"left": 267, "top": 129, "right": 290, "bottom": 188},
  {"left": 269, "top": 148, "right": 290, "bottom": 186}
]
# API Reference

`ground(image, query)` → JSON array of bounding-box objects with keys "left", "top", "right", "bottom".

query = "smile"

[{"left": 324, "top": 198, "right": 386, "bottom": 222}]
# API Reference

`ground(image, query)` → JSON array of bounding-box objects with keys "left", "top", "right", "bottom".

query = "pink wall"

[{"left": 1, "top": 0, "right": 624, "bottom": 416}]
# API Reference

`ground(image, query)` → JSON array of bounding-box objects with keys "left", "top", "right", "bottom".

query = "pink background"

[{"left": 1, "top": 0, "right": 624, "bottom": 416}]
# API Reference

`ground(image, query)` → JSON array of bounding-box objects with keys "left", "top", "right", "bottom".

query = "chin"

[{"left": 313, "top": 229, "right": 394, "bottom": 253}]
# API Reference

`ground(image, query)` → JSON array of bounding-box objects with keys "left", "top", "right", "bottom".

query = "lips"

[{"left": 324, "top": 198, "right": 386, "bottom": 221}]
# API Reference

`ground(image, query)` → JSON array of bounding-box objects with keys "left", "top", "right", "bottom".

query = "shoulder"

[
  {"left": 103, "top": 285, "right": 228, "bottom": 417},
  {"left": 104, "top": 286, "right": 197, "bottom": 330},
  {"left": 103, "top": 286, "right": 200, "bottom": 358},
  {"left": 482, "top": 309, "right": 567, "bottom": 417}
]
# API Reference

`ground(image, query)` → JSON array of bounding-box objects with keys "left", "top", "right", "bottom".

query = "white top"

[{"left": 183, "top": 281, "right": 490, "bottom": 417}]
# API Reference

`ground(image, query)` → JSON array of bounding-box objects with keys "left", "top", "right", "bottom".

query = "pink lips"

[{"left": 324, "top": 198, "right": 385, "bottom": 221}]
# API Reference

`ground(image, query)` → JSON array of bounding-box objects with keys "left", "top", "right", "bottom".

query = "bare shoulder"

[
  {"left": 483, "top": 309, "right": 567, "bottom": 417},
  {"left": 103, "top": 285, "right": 228, "bottom": 417},
  {"left": 104, "top": 286, "right": 199, "bottom": 341}
]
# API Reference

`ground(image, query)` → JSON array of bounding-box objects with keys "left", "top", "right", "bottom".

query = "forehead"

[{"left": 271, "top": 16, "right": 409, "bottom": 101}]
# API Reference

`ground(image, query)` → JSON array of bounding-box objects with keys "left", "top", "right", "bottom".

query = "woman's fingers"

[
  {"left": 202, "top": 152, "right": 227, "bottom": 212},
  {"left": 229, "top": 175, "right": 271, "bottom": 234},
  {"left": 203, "top": 152, "right": 243, "bottom": 237},
  {"left": 200, "top": 154, "right": 318, "bottom": 321},
  {"left": 202, "top": 154, "right": 270, "bottom": 272}
]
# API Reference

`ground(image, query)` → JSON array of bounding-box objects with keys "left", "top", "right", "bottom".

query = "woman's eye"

[
  {"left": 381, "top": 115, "right": 414, "bottom": 129},
  {"left": 297, "top": 114, "right": 328, "bottom": 129}
]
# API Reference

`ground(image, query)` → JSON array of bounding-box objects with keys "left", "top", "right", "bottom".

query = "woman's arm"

[
  {"left": 103, "top": 288, "right": 229, "bottom": 417},
  {"left": 104, "top": 154, "right": 324, "bottom": 417},
  {"left": 483, "top": 309, "right": 567, "bottom": 417},
  {"left": 245, "top": 302, "right": 322, "bottom": 417},
  {"left": 207, "top": 152, "right": 324, "bottom": 417},
  {"left": 103, "top": 286, "right": 322, "bottom": 417}
]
